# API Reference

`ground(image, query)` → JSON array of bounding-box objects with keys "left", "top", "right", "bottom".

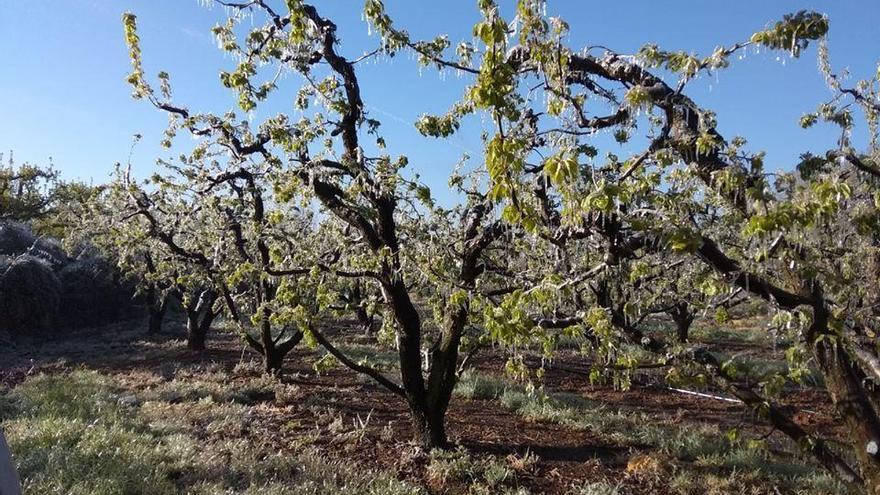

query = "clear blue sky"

[{"left": 1, "top": 1, "right": 878, "bottom": 202}]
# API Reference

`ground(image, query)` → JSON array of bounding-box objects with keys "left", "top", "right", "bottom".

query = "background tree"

[
  {"left": 108, "top": 156, "right": 314, "bottom": 373},
  {"left": 67, "top": 180, "right": 175, "bottom": 335},
  {"left": 0, "top": 153, "right": 59, "bottom": 225}
]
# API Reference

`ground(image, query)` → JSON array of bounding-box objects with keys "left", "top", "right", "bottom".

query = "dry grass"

[
  {"left": 0, "top": 316, "right": 856, "bottom": 495},
  {"left": 0, "top": 368, "right": 423, "bottom": 495},
  {"left": 453, "top": 371, "right": 851, "bottom": 495}
]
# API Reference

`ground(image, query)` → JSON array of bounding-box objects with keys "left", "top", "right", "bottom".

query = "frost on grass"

[{"left": 0, "top": 369, "right": 423, "bottom": 495}]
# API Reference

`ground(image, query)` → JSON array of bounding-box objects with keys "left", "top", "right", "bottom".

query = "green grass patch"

[
  {"left": 426, "top": 447, "right": 528, "bottom": 495},
  {"left": 1, "top": 368, "right": 423, "bottom": 495}
]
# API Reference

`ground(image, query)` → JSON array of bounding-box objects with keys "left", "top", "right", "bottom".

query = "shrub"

[
  {"left": 0, "top": 223, "right": 36, "bottom": 255},
  {"left": 0, "top": 254, "right": 61, "bottom": 334},
  {"left": 0, "top": 226, "right": 136, "bottom": 330},
  {"left": 0, "top": 222, "right": 66, "bottom": 267},
  {"left": 58, "top": 257, "right": 131, "bottom": 326}
]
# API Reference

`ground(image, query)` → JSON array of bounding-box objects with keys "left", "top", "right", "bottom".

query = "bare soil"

[{"left": 0, "top": 317, "right": 848, "bottom": 494}]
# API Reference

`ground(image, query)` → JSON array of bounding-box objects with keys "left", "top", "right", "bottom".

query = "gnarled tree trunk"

[
  {"left": 263, "top": 330, "right": 304, "bottom": 377},
  {"left": 669, "top": 301, "right": 694, "bottom": 343},
  {"left": 355, "top": 305, "right": 375, "bottom": 334},
  {"left": 185, "top": 289, "right": 217, "bottom": 351},
  {"left": 146, "top": 286, "right": 167, "bottom": 335},
  {"left": 808, "top": 295, "right": 880, "bottom": 494}
]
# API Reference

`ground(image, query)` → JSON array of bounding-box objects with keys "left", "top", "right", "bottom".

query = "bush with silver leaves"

[{"left": 0, "top": 254, "right": 61, "bottom": 334}]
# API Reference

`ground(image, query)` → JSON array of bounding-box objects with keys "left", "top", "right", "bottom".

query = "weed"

[
  {"left": 572, "top": 480, "right": 622, "bottom": 495},
  {"left": 426, "top": 447, "right": 523, "bottom": 493}
]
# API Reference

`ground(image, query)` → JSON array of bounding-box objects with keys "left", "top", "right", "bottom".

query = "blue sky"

[{"left": 1, "top": 1, "right": 877, "bottom": 201}]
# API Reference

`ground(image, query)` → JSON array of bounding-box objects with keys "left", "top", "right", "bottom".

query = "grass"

[
  {"left": 334, "top": 343, "right": 399, "bottom": 371},
  {"left": 0, "top": 321, "right": 851, "bottom": 495},
  {"left": 721, "top": 355, "right": 825, "bottom": 388},
  {"left": 453, "top": 371, "right": 852, "bottom": 495},
  {"left": 688, "top": 320, "right": 783, "bottom": 346},
  {"left": 425, "top": 447, "right": 528, "bottom": 494},
  {"left": 0, "top": 369, "right": 424, "bottom": 495},
  {"left": 571, "top": 481, "right": 622, "bottom": 495},
  {"left": 2, "top": 370, "right": 178, "bottom": 495}
]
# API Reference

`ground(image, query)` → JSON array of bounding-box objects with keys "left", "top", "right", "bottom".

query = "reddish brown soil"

[{"left": 0, "top": 318, "right": 849, "bottom": 494}]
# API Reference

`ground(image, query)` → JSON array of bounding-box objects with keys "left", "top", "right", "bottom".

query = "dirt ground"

[{"left": 0, "top": 318, "right": 853, "bottom": 494}]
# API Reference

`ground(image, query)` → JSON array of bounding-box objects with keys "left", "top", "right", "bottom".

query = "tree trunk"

[
  {"left": 808, "top": 294, "right": 880, "bottom": 494},
  {"left": 411, "top": 405, "right": 448, "bottom": 450},
  {"left": 420, "top": 303, "right": 468, "bottom": 450},
  {"left": 186, "top": 314, "right": 207, "bottom": 351},
  {"left": 198, "top": 310, "right": 216, "bottom": 345},
  {"left": 381, "top": 277, "right": 437, "bottom": 447},
  {"left": 185, "top": 291, "right": 216, "bottom": 351},
  {"left": 344, "top": 282, "right": 375, "bottom": 334},
  {"left": 815, "top": 341, "right": 880, "bottom": 493},
  {"left": 260, "top": 331, "right": 303, "bottom": 378},
  {"left": 146, "top": 289, "right": 166, "bottom": 335},
  {"left": 355, "top": 306, "right": 374, "bottom": 334},
  {"left": 669, "top": 302, "right": 694, "bottom": 343},
  {"left": 148, "top": 307, "right": 164, "bottom": 334},
  {"left": 819, "top": 347, "right": 880, "bottom": 494},
  {"left": 264, "top": 350, "right": 284, "bottom": 377},
  {"left": 419, "top": 230, "right": 485, "bottom": 451}
]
